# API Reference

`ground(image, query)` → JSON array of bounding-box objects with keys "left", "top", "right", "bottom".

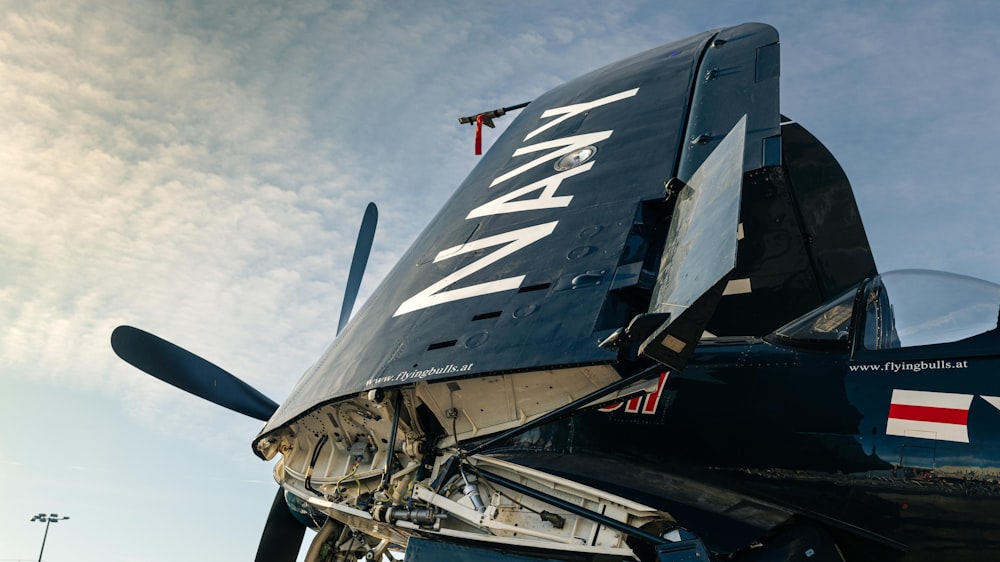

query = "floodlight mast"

[{"left": 30, "top": 513, "right": 69, "bottom": 562}]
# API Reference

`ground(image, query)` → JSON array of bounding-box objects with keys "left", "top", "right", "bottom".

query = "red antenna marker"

[
  {"left": 458, "top": 102, "right": 530, "bottom": 155},
  {"left": 475, "top": 114, "right": 484, "bottom": 155}
]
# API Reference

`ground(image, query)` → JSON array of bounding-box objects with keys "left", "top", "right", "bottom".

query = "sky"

[{"left": 2, "top": 1, "right": 999, "bottom": 560}]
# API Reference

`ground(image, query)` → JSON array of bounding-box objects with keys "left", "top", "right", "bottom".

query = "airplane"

[{"left": 110, "top": 22, "right": 1000, "bottom": 562}]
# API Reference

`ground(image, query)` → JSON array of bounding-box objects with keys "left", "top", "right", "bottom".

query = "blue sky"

[{"left": 2, "top": 1, "right": 999, "bottom": 560}]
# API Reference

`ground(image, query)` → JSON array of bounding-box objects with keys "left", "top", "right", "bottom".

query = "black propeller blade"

[
  {"left": 255, "top": 489, "right": 307, "bottom": 562},
  {"left": 337, "top": 202, "right": 378, "bottom": 335},
  {"left": 110, "top": 325, "right": 279, "bottom": 421},
  {"left": 112, "top": 203, "right": 379, "bottom": 560}
]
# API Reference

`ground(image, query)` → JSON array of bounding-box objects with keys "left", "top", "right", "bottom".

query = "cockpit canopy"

[{"left": 771, "top": 270, "right": 1000, "bottom": 351}]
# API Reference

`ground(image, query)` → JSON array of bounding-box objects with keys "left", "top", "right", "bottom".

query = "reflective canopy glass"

[
  {"left": 772, "top": 270, "right": 1000, "bottom": 350},
  {"left": 773, "top": 288, "right": 855, "bottom": 343},
  {"left": 863, "top": 270, "right": 1000, "bottom": 350}
]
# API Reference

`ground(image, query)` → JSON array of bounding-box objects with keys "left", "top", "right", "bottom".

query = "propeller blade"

[
  {"left": 337, "top": 202, "right": 378, "bottom": 335},
  {"left": 255, "top": 489, "right": 306, "bottom": 562},
  {"left": 110, "top": 325, "right": 278, "bottom": 421}
]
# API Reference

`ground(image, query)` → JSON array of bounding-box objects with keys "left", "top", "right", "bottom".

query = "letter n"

[{"left": 394, "top": 221, "right": 558, "bottom": 316}]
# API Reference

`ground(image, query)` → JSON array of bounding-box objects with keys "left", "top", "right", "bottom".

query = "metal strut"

[
  {"left": 474, "top": 467, "right": 669, "bottom": 547},
  {"left": 458, "top": 102, "right": 531, "bottom": 155},
  {"left": 379, "top": 391, "right": 404, "bottom": 491},
  {"left": 457, "top": 102, "right": 530, "bottom": 128}
]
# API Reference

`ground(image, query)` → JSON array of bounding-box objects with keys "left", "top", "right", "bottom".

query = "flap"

[{"left": 637, "top": 117, "right": 746, "bottom": 371}]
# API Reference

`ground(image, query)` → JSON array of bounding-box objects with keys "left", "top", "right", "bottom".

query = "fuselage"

[{"left": 494, "top": 270, "right": 1000, "bottom": 559}]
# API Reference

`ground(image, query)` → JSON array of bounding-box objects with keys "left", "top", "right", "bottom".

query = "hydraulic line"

[
  {"left": 379, "top": 391, "right": 404, "bottom": 491},
  {"left": 305, "top": 434, "right": 330, "bottom": 496}
]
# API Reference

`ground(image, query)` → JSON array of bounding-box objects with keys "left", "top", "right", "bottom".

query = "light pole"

[{"left": 30, "top": 513, "right": 69, "bottom": 562}]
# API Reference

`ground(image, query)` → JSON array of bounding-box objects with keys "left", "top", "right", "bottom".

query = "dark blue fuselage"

[{"left": 494, "top": 275, "right": 1000, "bottom": 559}]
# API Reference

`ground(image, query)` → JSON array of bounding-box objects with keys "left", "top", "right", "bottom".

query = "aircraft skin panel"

[
  {"left": 707, "top": 121, "right": 877, "bottom": 336},
  {"left": 257, "top": 28, "right": 723, "bottom": 439},
  {"left": 403, "top": 538, "right": 563, "bottom": 562},
  {"left": 780, "top": 121, "right": 877, "bottom": 297},
  {"left": 661, "top": 23, "right": 877, "bottom": 338},
  {"left": 414, "top": 364, "right": 621, "bottom": 441},
  {"left": 676, "top": 24, "right": 780, "bottom": 178}
]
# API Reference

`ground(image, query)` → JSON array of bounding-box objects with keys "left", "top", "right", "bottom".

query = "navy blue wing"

[{"left": 256, "top": 23, "right": 875, "bottom": 443}]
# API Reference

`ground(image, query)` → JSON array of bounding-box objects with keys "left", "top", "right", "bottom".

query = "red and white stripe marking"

[{"left": 887, "top": 389, "right": 973, "bottom": 443}]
